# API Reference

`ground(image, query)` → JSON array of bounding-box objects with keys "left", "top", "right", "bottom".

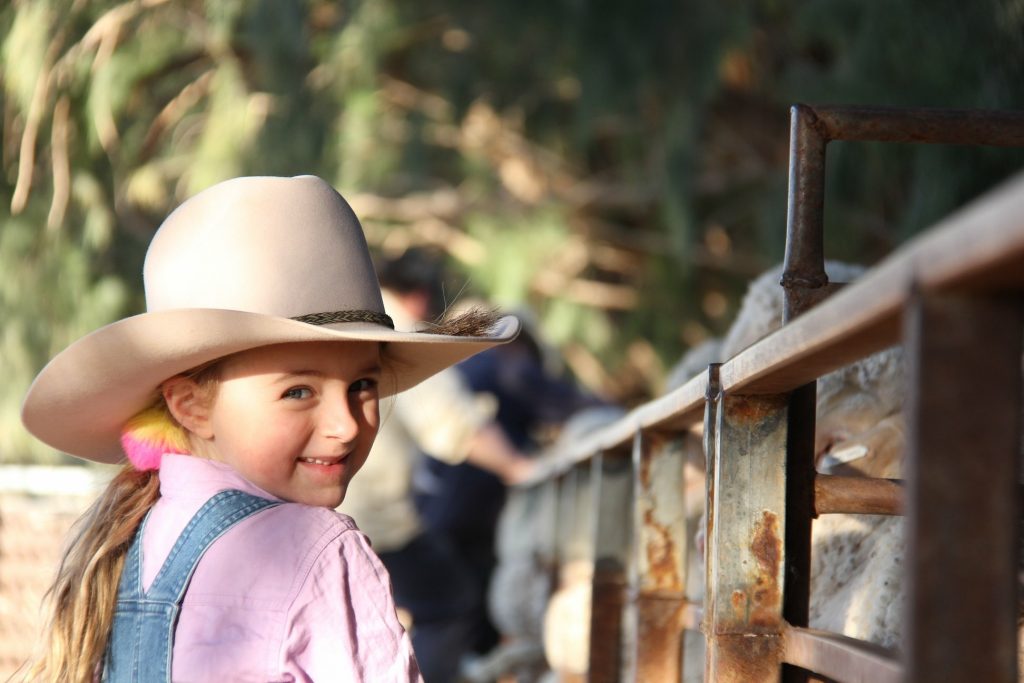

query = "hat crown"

[{"left": 144, "top": 176, "right": 384, "bottom": 319}]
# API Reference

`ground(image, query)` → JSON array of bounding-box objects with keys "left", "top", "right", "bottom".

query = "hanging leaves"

[{"left": 2, "top": 0, "right": 1024, "bottom": 461}]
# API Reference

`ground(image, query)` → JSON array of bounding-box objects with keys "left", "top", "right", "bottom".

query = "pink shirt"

[{"left": 143, "top": 455, "right": 422, "bottom": 682}]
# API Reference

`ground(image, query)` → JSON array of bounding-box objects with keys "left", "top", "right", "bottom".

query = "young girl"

[{"left": 18, "top": 175, "right": 519, "bottom": 682}]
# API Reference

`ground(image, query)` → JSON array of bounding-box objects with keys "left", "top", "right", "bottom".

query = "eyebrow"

[{"left": 274, "top": 364, "right": 382, "bottom": 381}]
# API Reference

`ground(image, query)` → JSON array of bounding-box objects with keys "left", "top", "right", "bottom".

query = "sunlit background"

[
  {"left": 2, "top": 0, "right": 1024, "bottom": 461},
  {"left": 4, "top": 0, "right": 1024, "bottom": 676}
]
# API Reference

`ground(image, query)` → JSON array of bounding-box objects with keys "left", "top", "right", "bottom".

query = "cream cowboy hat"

[{"left": 22, "top": 175, "right": 519, "bottom": 463}]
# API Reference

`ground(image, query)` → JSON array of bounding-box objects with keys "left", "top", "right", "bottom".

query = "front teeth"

[{"left": 300, "top": 457, "right": 337, "bottom": 465}]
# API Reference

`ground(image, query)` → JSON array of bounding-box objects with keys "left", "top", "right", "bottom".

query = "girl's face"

[{"left": 196, "top": 341, "right": 382, "bottom": 508}]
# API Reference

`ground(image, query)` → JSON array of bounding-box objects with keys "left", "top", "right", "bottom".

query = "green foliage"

[
  {"left": 0, "top": 208, "right": 129, "bottom": 463},
  {"left": 463, "top": 207, "right": 567, "bottom": 303},
  {"left": 2, "top": 0, "right": 1024, "bottom": 461}
]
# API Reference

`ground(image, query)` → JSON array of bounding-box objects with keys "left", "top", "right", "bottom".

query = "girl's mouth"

[{"left": 298, "top": 456, "right": 344, "bottom": 466}]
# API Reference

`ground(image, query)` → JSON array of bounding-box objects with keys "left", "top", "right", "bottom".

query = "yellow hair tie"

[{"left": 120, "top": 405, "right": 190, "bottom": 470}]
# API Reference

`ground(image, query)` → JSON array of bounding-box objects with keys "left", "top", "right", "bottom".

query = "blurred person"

[
  {"left": 339, "top": 248, "right": 535, "bottom": 683},
  {"left": 415, "top": 312, "right": 606, "bottom": 659}
]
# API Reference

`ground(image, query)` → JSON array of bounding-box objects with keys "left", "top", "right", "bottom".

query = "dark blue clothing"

[
  {"left": 377, "top": 533, "right": 479, "bottom": 683},
  {"left": 417, "top": 343, "right": 603, "bottom": 543},
  {"left": 413, "top": 342, "right": 604, "bottom": 654}
]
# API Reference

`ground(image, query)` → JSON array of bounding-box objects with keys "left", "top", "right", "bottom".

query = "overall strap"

[
  {"left": 105, "top": 490, "right": 280, "bottom": 683},
  {"left": 146, "top": 489, "right": 280, "bottom": 603}
]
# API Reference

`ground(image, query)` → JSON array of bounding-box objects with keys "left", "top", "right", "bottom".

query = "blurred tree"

[{"left": 2, "top": 0, "right": 1023, "bottom": 461}]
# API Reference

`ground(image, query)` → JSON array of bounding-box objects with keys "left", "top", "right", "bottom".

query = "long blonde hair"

[
  {"left": 19, "top": 465, "right": 161, "bottom": 682},
  {"left": 19, "top": 386, "right": 209, "bottom": 681}
]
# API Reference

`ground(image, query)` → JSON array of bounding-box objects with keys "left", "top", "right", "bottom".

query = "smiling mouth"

[{"left": 298, "top": 456, "right": 344, "bottom": 466}]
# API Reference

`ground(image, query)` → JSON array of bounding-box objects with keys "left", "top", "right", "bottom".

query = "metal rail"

[
  {"left": 525, "top": 166, "right": 1024, "bottom": 474},
  {"left": 520, "top": 105, "right": 1024, "bottom": 682},
  {"left": 780, "top": 106, "right": 1024, "bottom": 680}
]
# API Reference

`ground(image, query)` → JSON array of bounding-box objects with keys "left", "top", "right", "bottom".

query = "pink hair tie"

[{"left": 119, "top": 406, "right": 190, "bottom": 471}]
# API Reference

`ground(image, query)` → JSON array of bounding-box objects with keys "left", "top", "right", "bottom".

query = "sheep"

[
  {"left": 479, "top": 406, "right": 625, "bottom": 682},
  {"left": 486, "top": 261, "right": 912, "bottom": 681},
  {"left": 713, "top": 262, "right": 907, "bottom": 649}
]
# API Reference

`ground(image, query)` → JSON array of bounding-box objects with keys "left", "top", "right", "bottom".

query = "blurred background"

[
  {"left": 2, "top": 0, "right": 1024, "bottom": 462},
  {"left": 3, "top": 0, "right": 1024, "bottom": 677}
]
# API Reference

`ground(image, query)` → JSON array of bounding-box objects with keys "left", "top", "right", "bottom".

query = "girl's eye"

[
  {"left": 282, "top": 387, "right": 313, "bottom": 400},
  {"left": 350, "top": 378, "right": 379, "bottom": 395}
]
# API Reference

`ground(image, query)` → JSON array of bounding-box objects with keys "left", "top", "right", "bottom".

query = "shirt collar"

[{"left": 158, "top": 454, "right": 284, "bottom": 502}]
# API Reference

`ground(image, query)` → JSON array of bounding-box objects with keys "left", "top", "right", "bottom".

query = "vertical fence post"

[
  {"left": 588, "top": 452, "right": 633, "bottom": 683},
  {"left": 782, "top": 103, "right": 829, "bottom": 319},
  {"left": 780, "top": 105, "right": 829, "bottom": 683},
  {"left": 904, "top": 290, "right": 1022, "bottom": 683},
  {"left": 705, "top": 391, "right": 789, "bottom": 682},
  {"left": 536, "top": 476, "right": 561, "bottom": 583},
  {"left": 553, "top": 465, "right": 592, "bottom": 683},
  {"left": 568, "top": 465, "right": 594, "bottom": 566},
  {"left": 703, "top": 363, "right": 722, "bottom": 609},
  {"left": 626, "top": 431, "right": 688, "bottom": 681}
]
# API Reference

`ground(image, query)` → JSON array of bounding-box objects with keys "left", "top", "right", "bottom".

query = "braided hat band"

[{"left": 291, "top": 310, "right": 394, "bottom": 329}]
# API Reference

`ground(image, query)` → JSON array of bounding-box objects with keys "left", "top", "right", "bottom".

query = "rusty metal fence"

[{"left": 523, "top": 105, "right": 1024, "bottom": 682}]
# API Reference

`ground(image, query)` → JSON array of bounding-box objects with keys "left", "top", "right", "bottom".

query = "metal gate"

[{"left": 522, "top": 104, "right": 1024, "bottom": 682}]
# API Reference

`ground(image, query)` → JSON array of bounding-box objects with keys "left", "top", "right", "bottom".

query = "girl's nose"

[{"left": 322, "top": 393, "right": 360, "bottom": 443}]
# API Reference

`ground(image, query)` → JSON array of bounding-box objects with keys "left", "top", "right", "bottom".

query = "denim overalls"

[{"left": 103, "top": 490, "right": 280, "bottom": 682}]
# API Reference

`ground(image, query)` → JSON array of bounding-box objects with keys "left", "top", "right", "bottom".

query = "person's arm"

[
  {"left": 396, "top": 366, "right": 535, "bottom": 483},
  {"left": 463, "top": 422, "right": 537, "bottom": 485}
]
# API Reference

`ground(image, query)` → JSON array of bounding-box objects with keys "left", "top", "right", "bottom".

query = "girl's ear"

[{"left": 162, "top": 376, "right": 215, "bottom": 440}]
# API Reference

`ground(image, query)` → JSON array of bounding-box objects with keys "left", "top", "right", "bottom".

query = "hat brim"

[{"left": 22, "top": 308, "right": 519, "bottom": 463}]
